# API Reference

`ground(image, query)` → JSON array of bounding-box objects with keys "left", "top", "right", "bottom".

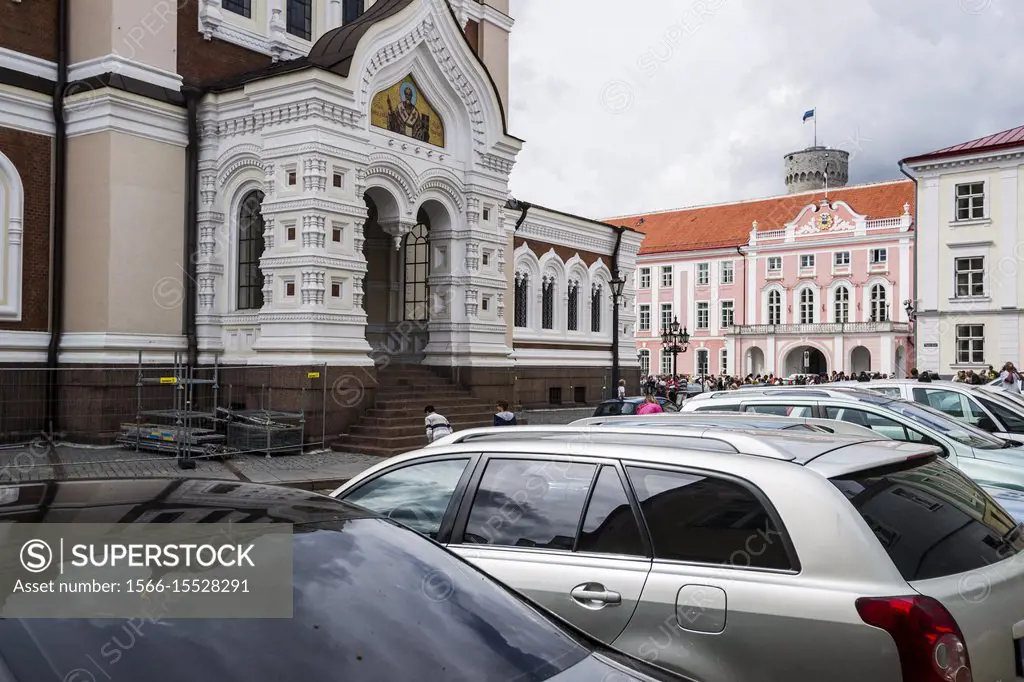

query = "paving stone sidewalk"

[{"left": 0, "top": 443, "right": 383, "bottom": 491}]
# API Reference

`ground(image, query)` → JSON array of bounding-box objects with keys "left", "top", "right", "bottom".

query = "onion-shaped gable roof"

[{"left": 308, "top": 0, "right": 416, "bottom": 76}]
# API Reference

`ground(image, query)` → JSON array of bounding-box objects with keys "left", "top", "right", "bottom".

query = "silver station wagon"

[
  {"left": 682, "top": 386, "right": 1024, "bottom": 493},
  {"left": 331, "top": 426, "right": 1024, "bottom": 682}
]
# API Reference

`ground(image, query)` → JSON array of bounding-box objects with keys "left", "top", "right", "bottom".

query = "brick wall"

[
  {"left": 0, "top": 127, "right": 52, "bottom": 332},
  {"left": 0, "top": 0, "right": 58, "bottom": 61},
  {"left": 177, "top": 0, "right": 273, "bottom": 85}
]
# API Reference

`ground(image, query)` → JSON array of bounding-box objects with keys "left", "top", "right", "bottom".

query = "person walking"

[
  {"left": 998, "top": 362, "right": 1022, "bottom": 394},
  {"left": 424, "top": 405, "right": 453, "bottom": 442},
  {"left": 493, "top": 401, "right": 517, "bottom": 426},
  {"left": 617, "top": 379, "right": 627, "bottom": 400},
  {"left": 635, "top": 394, "right": 663, "bottom": 415}
]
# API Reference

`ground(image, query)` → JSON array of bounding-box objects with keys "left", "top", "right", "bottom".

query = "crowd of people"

[{"left": 638, "top": 362, "right": 1021, "bottom": 403}]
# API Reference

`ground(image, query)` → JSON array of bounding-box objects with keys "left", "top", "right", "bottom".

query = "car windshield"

[
  {"left": 861, "top": 394, "right": 1010, "bottom": 449},
  {"left": 594, "top": 401, "right": 638, "bottom": 416},
  {"left": 0, "top": 519, "right": 591, "bottom": 682}
]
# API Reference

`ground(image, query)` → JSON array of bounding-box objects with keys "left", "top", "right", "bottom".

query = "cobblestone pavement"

[{"left": 0, "top": 441, "right": 382, "bottom": 491}]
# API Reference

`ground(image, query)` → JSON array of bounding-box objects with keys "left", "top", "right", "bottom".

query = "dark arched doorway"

[{"left": 785, "top": 346, "right": 827, "bottom": 376}]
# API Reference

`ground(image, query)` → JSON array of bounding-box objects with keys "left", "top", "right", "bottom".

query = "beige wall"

[
  {"left": 71, "top": 0, "right": 178, "bottom": 73},
  {"left": 480, "top": 21, "right": 510, "bottom": 114},
  {"left": 65, "top": 131, "right": 185, "bottom": 335},
  {"left": 66, "top": 134, "right": 112, "bottom": 331}
]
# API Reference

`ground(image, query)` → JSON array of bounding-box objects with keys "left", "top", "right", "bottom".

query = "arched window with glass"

[
  {"left": 799, "top": 288, "right": 815, "bottom": 324},
  {"left": 767, "top": 289, "right": 781, "bottom": 325},
  {"left": 402, "top": 214, "right": 430, "bottom": 321},
  {"left": 590, "top": 283, "right": 603, "bottom": 333},
  {"left": 638, "top": 349, "right": 650, "bottom": 375},
  {"left": 834, "top": 285, "right": 850, "bottom": 324},
  {"left": 870, "top": 284, "right": 888, "bottom": 322},
  {"left": 541, "top": 276, "right": 555, "bottom": 330},
  {"left": 237, "top": 190, "right": 266, "bottom": 310},
  {"left": 514, "top": 272, "right": 529, "bottom": 328},
  {"left": 567, "top": 279, "right": 579, "bottom": 331}
]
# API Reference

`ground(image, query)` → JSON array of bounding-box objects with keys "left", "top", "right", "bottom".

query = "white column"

[
  {"left": 767, "top": 335, "right": 777, "bottom": 375},
  {"left": 1000, "top": 167, "right": 1019, "bottom": 309},
  {"left": 834, "top": 334, "right": 844, "bottom": 372},
  {"left": 918, "top": 176, "right": 940, "bottom": 311},
  {"left": 898, "top": 237, "right": 910, "bottom": 321},
  {"left": 328, "top": 0, "right": 343, "bottom": 28},
  {"left": 881, "top": 335, "right": 894, "bottom": 374}
]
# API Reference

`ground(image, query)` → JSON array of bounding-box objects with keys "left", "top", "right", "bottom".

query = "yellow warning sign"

[
  {"left": 307, "top": 372, "right": 321, "bottom": 379},
  {"left": 160, "top": 377, "right": 177, "bottom": 384}
]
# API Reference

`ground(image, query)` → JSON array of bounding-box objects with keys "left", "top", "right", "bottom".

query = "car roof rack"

[{"left": 428, "top": 425, "right": 868, "bottom": 462}]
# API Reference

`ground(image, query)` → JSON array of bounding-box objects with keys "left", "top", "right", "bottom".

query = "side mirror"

[{"left": 976, "top": 416, "right": 998, "bottom": 432}]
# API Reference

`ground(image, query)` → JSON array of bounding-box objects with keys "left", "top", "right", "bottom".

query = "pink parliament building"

[{"left": 615, "top": 152, "right": 916, "bottom": 379}]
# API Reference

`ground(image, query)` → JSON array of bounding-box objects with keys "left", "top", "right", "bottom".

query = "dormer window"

[
  {"left": 222, "top": 0, "right": 251, "bottom": 18},
  {"left": 287, "top": 0, "right": 312, "bottom": 40},
  {"left": 343, "top": 0, "right": 365, "bottom": 23}
]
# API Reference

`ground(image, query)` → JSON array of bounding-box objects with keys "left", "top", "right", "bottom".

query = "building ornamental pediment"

[{"left": 789, "top": 199, "right": 863, "bottom": 236}]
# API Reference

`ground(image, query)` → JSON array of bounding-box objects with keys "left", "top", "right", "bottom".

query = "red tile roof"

[
  {"left": 903, "top": 123, "right": 1024, "bottom": 164},
  {"left": 606, "top": 180, "right": 914, "bottom": 256}
]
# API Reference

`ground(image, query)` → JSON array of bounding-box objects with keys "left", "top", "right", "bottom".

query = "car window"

[
  {"left": 870, "top": 387, "right": 903, "bottom": 398},
  {"left": 694, "top": 404, "right": 740, "bottom": 412},
  {"left": 823, "top": 406, "right": 916, "bottom": 441},
  {"left": 463, "top": 459, "right": 596, "bottom": 550},
  {"left": 342, "top": 459, "right": 470, "bottom": 539},
  {"left": 744, "top": 404, "right": 813, "bottom": 418},
  {"left": 625, "top": 466, "right": 795, "bottom": 571},
  {"left": 976, "top": 395, "right": 1024, "bottom": 432},
  {"left": 912, "top": 388, "right": 988, "bottom": 428},
  {"left": 0, "top": 521, "right": 593, "bottom": 682},
  {"left": 576, "top": 466, "right": 645, "bottom": 556},
  {"left": 594, "top": 402, "right": 636, "bottom": 416},
  {"left": 831, "top": 457, "right": 1023, "bottom": 581}
]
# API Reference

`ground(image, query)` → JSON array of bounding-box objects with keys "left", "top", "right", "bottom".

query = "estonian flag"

[{"left": 803, "top": 109, "right": 815, "bottom": 122}]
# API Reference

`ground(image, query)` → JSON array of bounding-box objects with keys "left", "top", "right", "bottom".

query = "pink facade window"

[
  {"left": 720, "top": 261, "right": 734, "bottom": 284},
  {"left": 638, "top": 267, "right": 651, "bottom": 288},
  {"left": 696, "top": 263, "right": 709, "bottom": 285},
  {"left": 834, "top": 286, "right": 851, "bottom": 323},
  {"left": 799, "top": 289, "right": 815, "bottom": 324},
  {"left": 638, "top": 303, "right": 651, "bottom": 331},
  {"left": 696, "top": 302, "right": 709, "bottom": 329},
  {"left": 768, "top": 290, "right": 782, "bottom": 325},
  {"left": 870, "top": 284, "right": 888, "bottom": 322}
]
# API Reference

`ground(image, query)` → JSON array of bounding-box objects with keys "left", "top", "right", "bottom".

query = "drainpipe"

[
  {"left": 45, "top": 0, "right": 69, "bottom": 435},
  {"left": 899, "top": 161, "right": 918, "bottom": 374},
  {"left": 183, "top": 86, "right": 203, "bottom": 369},
  {"left": 507, "top": 198, "right": 531, "bottom": 232},
  {"left": 610, "top": 226, "right": 626, "bottom": 398}
]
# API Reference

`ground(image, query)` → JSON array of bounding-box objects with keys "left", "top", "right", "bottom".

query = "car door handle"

[{"left": 570, "top": 585, "right": 621, "bottom": 605}]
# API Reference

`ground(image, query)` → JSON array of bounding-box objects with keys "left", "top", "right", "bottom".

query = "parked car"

[
  {"left": 593, "top": 396, "right": 681, "bottom": 417},
  {"left": 570, "top": 411, "right": 886, "bottom": 438},
  {"left": 853, "top": 378, "right": 1024, "bottom": 441},
  {"left": 331, "top": 425, "right": 1024, "bottom": 682},
  {"left": 680, "top": 386, "right": 1024, "bottom": 492},
  {"left": 0, "top": 478, "right": 694, "bottom": 682}
]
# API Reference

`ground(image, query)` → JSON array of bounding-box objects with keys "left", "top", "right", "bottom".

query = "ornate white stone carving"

[
  {"left": 301, "top": 270, "right": 326, "bottom": 306},
  {"left": 302, "top": 214, "right": 326, "bottom": 249}
]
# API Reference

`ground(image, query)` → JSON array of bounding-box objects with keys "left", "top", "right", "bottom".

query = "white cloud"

[{"left": 506, "top": 0, "right": 1023, "bottom": 219}]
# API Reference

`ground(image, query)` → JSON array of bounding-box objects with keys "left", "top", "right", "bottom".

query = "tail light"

[{"left": 856, "top": 595, "right": 972, "bottom": 682}]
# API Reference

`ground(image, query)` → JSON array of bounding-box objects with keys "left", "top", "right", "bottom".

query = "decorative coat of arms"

[{"left": 818, "top": 213, "right": 834, "bottom": 230}]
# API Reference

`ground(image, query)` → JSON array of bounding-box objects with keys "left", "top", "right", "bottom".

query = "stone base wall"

[
  {"left": 434, "top": 365, "right": 642, "bottom": 409},
  {"left": 0, "top": 364, "right": 378, "bottom": 447}
]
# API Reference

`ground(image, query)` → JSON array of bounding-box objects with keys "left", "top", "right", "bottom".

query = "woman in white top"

[{"left": 997, "top": 362, "right": 1022, "bottom": 394}]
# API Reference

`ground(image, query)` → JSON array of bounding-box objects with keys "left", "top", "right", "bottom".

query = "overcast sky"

[{"left": 505, "top": 0, "right": 1023, "bottom": 220}]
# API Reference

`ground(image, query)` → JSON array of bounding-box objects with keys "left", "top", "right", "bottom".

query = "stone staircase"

[{"left": 331, "top": 364, "right": 496, "bottom": 458}]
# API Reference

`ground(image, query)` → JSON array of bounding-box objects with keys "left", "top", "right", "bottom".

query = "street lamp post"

[
  {"left": 609, "top": 275, "right": 626, "bottom": 399},
  {"left": 660, "top": 317, "right": 690, "bottom": 377}
]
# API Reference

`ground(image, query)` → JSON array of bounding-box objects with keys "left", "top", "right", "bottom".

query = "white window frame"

[
  {"left": 798, "top": 287, "right": 816, "bottom": 324},
  {"left": 660, "top": 303, "right": 673, "bottom": 333},
  {"left": 766, "top": 256, "right": 782, "bottom": 274},
  {"left": 695, "top": 348, "right": 710, "bottom": 376},
  {"left": 720, "top": 348, "right": 729, "bottom": 375},
  {"left": 799, "top": 254, "right": 816, "bottom": 277},
  {"left": 764, "top": 287, "right": 783, "bottom": 326},
  {"left": 834, "top": 251, "right": 851, "bottom": 267},
  {"left": 955, "top": 324, "right": 985, "bottom": 365},
  {"left": 696, "top": 301, "right": 710, "bottom": 330},
  {"left": 720, "top": 261, "right": 734, "bottom": 285},
  {"left": 0, "top": 151, "right": 24, "bottom": 320},
  {"left": 696, "top": 262, "right": 710, "bottom": 286},
  {"left": 870, "top": 248, "right": 888, "bottom": 264},
  {"left": 638, "top": 304, "right": 651, "bottom": 332},
  {"left": 638, "top": 348, "right": 651, "bottom": 375},
  {"left": 720, "top": 300, "right": 734, "bottom": 328},
  {"left": 833, "top": 284, "right": 851, "bottom": 324},
  {"left": 660, "top": 265, "right": 673, "bottom": 288},
  {"left": 954, "top": 256, "right": 985, "bottom": 299},
  {"left": 869, "top": 283, "right": 888, "bottom": 322},
  {"left": 639, "top": 267, "right": 651, "bottom": 289},
  {"left": 660, "top": 350, "right": 673, "bottom": 376},
  {"left": 955, "top": 182, "right": 986, "bottom": 221}
]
